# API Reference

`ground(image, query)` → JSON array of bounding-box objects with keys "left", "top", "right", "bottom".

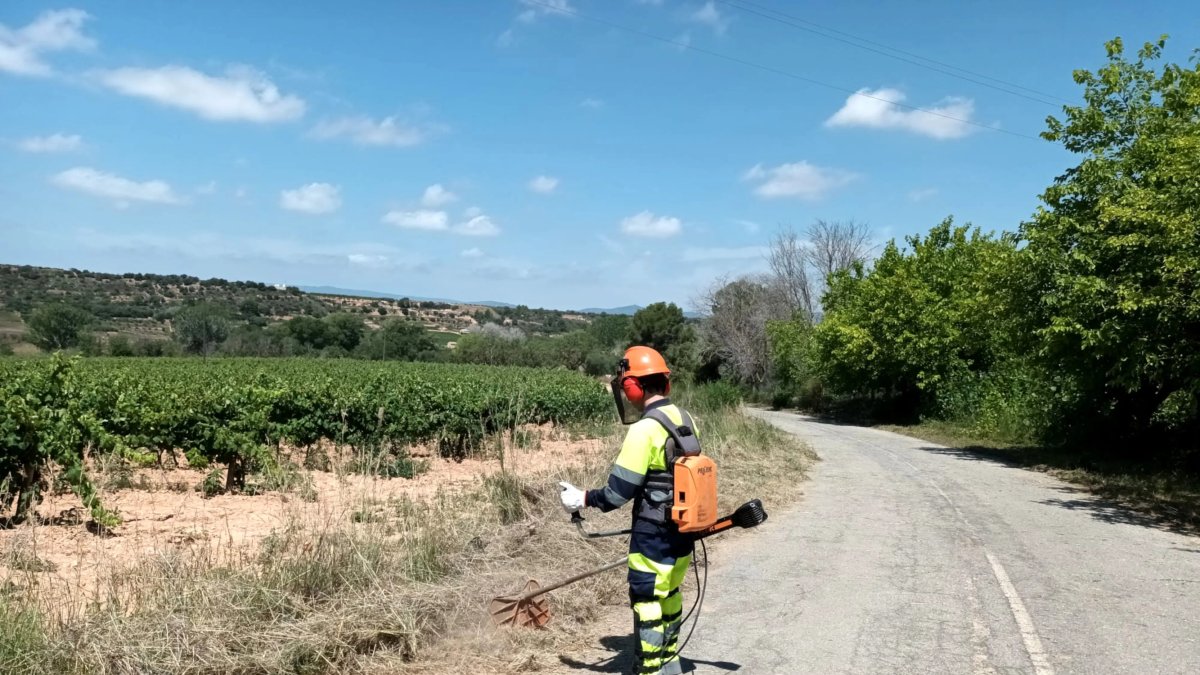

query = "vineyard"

[{"left": 0, "top": 356, "right": 611, "bottom": 526}]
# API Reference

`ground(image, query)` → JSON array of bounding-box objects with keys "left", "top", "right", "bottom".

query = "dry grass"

[{"left": 0, "top": 396, "right": 816, "bottom": 674}]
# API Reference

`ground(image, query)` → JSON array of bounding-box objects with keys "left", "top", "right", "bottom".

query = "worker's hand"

[{"left": 559, "top": 481, "right": 585, "bottom": 513}]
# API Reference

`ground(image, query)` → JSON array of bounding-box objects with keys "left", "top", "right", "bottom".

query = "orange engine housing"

[{"left": 672, "top": 455, "right": 718, "bottom": 533}]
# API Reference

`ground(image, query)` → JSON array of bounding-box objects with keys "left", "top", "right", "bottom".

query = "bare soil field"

[{"left": 1, "top": 428, "right": 609, "bottom": 616}]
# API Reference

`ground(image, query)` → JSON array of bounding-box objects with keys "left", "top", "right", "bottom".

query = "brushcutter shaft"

[{"left": 514, "top": 558, "right": 626, "bottom": 601}]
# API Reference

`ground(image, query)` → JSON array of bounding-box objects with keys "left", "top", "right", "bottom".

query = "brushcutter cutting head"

[{"left": 489, "top": 580, "right": 552, "bottom": 627}]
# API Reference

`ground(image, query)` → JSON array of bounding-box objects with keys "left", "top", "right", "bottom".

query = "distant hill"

[
  {"left": 300, "top": 285, "right": 452, "bottom": 303},
  {"left": 301, "top": 286, "right": 515, "bottom": 309},
  {"left": 0, "top": 264, "right": 584, "bottom": 343},
  {"left": 580, "top": 305, "right": 642, "bottom": 315}
]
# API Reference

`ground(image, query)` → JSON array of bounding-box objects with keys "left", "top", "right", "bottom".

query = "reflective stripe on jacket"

[{"left": 585, "top": 399, "right": 695, "bottom": 512}]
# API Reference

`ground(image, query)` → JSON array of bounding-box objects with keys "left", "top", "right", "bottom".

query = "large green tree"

[
  {"left": 629, "top": 302, "right": 690, "bottom": 353},
  {"left": 26, "top": 303, "right": 93, "bottom": 351},
  {"left": 587, "top": 314, "right": 632, "bottom": 349},
  {"left": 1023, "top": 37, "right": 1200, "bottom": 442},
  {"left": 173, "top": 303, "right": 231, "bottom": 356},
  {"left": 285, "top": 316, "right": 333, "bottom": 351},
  {"left": 628, "top": 302, "right": 698, "bottom": 374},
  {"left": 811, "top": 218, "right": 1018, "bottom": 414},
  {"left": 323, "top": 313, "right": 365, "bottom": 352},
  {"left": 357, "top": 319, "right": 436, "bottom": 361}
]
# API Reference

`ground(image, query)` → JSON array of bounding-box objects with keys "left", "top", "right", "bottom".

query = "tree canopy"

[
  {"left": 1023, "top": 36, "right": 1200, "bottom": 440},
  {"left": 26, "top": 303, "right": 93, "bottom": 351},
  {"left": 173, "top": 303, "right": 231, "bottom": 356}
]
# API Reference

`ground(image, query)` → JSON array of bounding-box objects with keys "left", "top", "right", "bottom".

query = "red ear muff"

[{"left": 622, "top": 376, "right": 645, "bottom": 405}]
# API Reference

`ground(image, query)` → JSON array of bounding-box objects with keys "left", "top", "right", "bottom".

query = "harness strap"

[{"left": 635, "top": 408, "right": 699, "bottom": 524}]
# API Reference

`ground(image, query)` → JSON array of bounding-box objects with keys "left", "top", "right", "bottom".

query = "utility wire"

[
  {"left": 520, "top": 0, "right": 1041, "bottom": 140},
  {"left": 717, "top": 0, "right": 1073, "bottom": 106}
]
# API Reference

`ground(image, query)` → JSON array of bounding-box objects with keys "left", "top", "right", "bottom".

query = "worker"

[{"left": 559, "top": 345, "right": 696, "bottom": 675}]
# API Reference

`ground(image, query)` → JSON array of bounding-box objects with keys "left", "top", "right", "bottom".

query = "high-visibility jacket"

[{"left": 585, "top": 398, "right": 696, "bottom": 518}]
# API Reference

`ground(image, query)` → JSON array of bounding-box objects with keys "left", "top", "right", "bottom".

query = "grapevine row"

[{"left": 0, "top": 356, "right": 611, "bottom": 524}]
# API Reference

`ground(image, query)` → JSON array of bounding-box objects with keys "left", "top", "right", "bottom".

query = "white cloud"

[
  {"left": 17, "top": 132, "right": 82, "bottom": 153},
  {"left": 528, "top": 175, "right": 559, "bottom": 194},
  {"left": 580, "top": 97, "right": 604, "bottom": 109},
  {"left": 196, "top": 180, "right": 218, "bottom": 195},
  {"left": 682, "top": 246, "right": 768, "bottom": 263},
  {"left": 52, "top": 167, "right": 182, "bottom": 206},
  {"left": 382, "top": 207, "right": 499, "bottom": 236},
  {"left": 517, "top": 0, "right": 573, "bottom": 22},
  {"left": 496, "top": 29, "right": 516, "bottom": 47},
  {"left": 280, "top": 183, "right": 340, "bottom": 214},
  {"left": 421, "top": 183, "right": 457, "bottom": 207},
  {"left": 461, "top": 247, "right": 484, "bottom": 258},
  {"left": 825, "top": 87, "right": 975, "bottom": 140},
  {"left": 735, "top": 219, "right": 762, "bottom": 234},
  {"left": 621, "top": 211, "right": 682, "bottom": 238},
  {"left": 455, "top": 214, "right": 500, "bottom": 237},
  {"left": 309, "top": 115, "right": 438, "bottom": 147},
  {"left": 96, "top": 65, "right": 306, "bottom": 123},
  {"left": 0, "top": 9, "right": 95, "bottom": 76},
  {"left": 908, "top": 187, "right": 939, "bottom": 202},
  {"left": 689, "top": 1, "right": 729, "bottom": 35},
  {"left": 347, "top": 253, "right": 390, "bottom": 268},
  {"left": 743, "top": 161, "right": 858, "bottom": 200},
  {"left": 673, "top": 32, "right": 692, "bottom": 52},
  {"left": 383, "top": 209, "right": 449, "bottom": 231}
]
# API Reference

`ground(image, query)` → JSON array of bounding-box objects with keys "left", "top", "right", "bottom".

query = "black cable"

[
  {"left": 679, "top": 542, "right": 703, "bottom": 627},
  {"left": 674, "top": 538, "right": 709, "bottom": 660},
  {"left": 717, "top": 0, "right": 1072, "bottom": 106},
  {"left": 518, "top": 0, "right": 1042, "bottom": 141}
]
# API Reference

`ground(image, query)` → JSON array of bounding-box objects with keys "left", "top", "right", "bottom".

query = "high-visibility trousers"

[{"left": 628, "top": 529, "right": 692, "bottom": 675}]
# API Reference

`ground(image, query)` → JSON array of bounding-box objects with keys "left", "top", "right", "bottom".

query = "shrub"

[{"left": 688, "top": 381, "right": 744, "bottom": 413}]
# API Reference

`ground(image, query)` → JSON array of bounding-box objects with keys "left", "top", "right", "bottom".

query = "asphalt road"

[{"left": 675, "top": 410, "right": 1200, "bottom": 675}]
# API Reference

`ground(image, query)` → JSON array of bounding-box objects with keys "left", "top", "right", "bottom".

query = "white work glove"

[{"left": 559, "top": 481, "right": 585, "bottom": 514}]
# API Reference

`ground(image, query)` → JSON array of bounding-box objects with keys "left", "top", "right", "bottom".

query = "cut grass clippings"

[{"left": 879, "top": 420, "right": 1200, "bottom": 534}]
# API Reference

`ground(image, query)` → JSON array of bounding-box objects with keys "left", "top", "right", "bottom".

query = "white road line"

[
  {"left": 767, "top": 414, "right": 1060, "bottom": 674},
  {"left": 985, "top": 551, "right": 1056, "bottom": 675},
  {"left": 859, "top": 431, "right": 1058, "bottom": 675}
]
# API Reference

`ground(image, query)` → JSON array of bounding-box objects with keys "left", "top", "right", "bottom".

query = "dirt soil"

[{"left": 0, "top": 430, "right": 611, "bottom": 613}]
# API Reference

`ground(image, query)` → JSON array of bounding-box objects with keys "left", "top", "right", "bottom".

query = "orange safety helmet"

[
  {"left": 622, "top": 346, "right": 671, "bottom": 378},
  {"left": 614, "top": 346, "right": 671, "bottom": 415}
]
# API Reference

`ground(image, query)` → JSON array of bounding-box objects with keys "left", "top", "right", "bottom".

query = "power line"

[
  {"left": 520, "top": 0, "right": 1041, "bottom": 140},
  {"left": 717, "top": 0, "right": 1073, "bottom": 106}
]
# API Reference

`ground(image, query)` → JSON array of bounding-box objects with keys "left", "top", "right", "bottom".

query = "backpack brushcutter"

[{"left": 489, "top": 346, "right": 767, "bottom": 650}]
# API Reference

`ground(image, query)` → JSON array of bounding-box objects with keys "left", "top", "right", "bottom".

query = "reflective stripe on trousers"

[{"left": 628, "top": 551, "right": 691, "bottom": 675}]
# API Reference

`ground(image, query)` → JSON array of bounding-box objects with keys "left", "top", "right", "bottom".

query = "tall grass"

[{"left": 0, "top": 596, "right": 46, "bottom": 673}]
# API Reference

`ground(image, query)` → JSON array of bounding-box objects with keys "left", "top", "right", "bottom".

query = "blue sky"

[{"left": 2, "top": 1, "right": 1198, "bottom": 310}]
